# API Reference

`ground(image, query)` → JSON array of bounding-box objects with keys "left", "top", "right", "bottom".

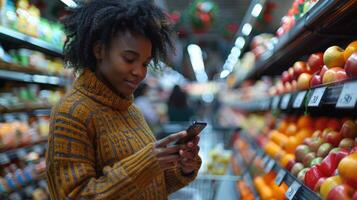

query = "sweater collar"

[{"left": 73, "top": 69, "right": 133, "bottom": 111}]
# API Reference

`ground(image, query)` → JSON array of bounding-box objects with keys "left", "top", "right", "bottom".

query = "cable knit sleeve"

[
  {"left": 164, "top": 156, "right": 202, "bottom": 194},
  {"left": 46, "top": 110, "right": 162, "bottom": 200}
]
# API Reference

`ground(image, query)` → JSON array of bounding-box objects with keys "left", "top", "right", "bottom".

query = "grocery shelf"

[
  {"left": 0, "top": 140, "right": 47, "bottom": 164},
  {"left": 0, "top": 68, "right": 71, "bottom": 86},
  {"left": 237, "top": 130, "right": 321, "bottom": 200},
  {"left": 232, "top": 79, "right": 357, "bottom": 116},
  {"left": 0, "top": 26, "right": 63, "bottom": 57},
  {"left": 234, "top": 0, "right": 357, "bottom": 88},
  {"left": 0, "top": 104, "right": 52, "bottom": 114}
]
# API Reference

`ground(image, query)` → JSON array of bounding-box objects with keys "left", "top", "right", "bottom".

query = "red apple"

[
  {"left": 310, "top": 73, "right": 322, "bottom": 87},
  {"left": 303, "top": 152, "right": 316, "bottom": 167},
  {"left": 353, "top": 190, "right": 357, "bottom": 200},
  {"left": 288, "top": 67, "right": 295, "bottom": 80},
  {"left": 327, "top": 184, "right": 354, "bottom": 200},
  {"left": 345, "top": 53, "right": 357, "bottom": 78},
  {"left": 329, "top": 147, "right": 341, "bottom": 154},
  {"left": 322, "top": 67, "right": 347, "bottom": 84},
  {"left": 291, "top": 80, "right": 298, "bottom": 91},
  {"left": 324, "top": 46, "right": 346, "bottom": 68},
  {"left": 339, "top": 138, "right": 354, "bottom": 150},
  {"left": 320, "top": 65, "right": 329, "bottom": 77},
  {"left": 297, "top": 73, "right": 312, "bottom": 90},
  {"left": 307, "top": 52, "right": 324, "bottom": 73},
  {"left": 340, "top": 120, "right": 357, "bottom": 139},
  {"left": 351, "top": 146, "right": 357, "bottom": 154},
  {"left": 276, "top": 81, "right": 285, "bottom": 95},
  {"left": 293, "top": 61, "right": 308, "bottom": 79},
  {"left": 295, "top": 144, "right": 311, "bottom": 162},
  {"left": 324, "top": 131, "right": 343, "bottom": 147},
  {"left": 282, "top": 70, "right": 292, "bottom": 83},
  {"left": 284, "top": 82, "right": 293, "bottom": 93},
  {"left": 287, "top": 159, "right": 297, "bottom": 171},
  {"left": 314, "top": 177, "right": 326, "bottom": 192}
]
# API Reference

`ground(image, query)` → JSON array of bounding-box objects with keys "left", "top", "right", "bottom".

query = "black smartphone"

[{"left": 175, "top": 121, "right": 207, "bottom": 145}]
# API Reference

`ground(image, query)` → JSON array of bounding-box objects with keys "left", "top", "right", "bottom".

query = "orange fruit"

[
  {"left": 286, "top": 123, "right": 298, "bottom": 136},
  {"left": 263, "top": 171, "right": 277, "bottom": 185},
  {"left": 295, "top": 128, "right": 313, "bottom": 143},
  {"left": 264, "top": 141, "right": 282, "bottom": 158},
  {"left": 278, "top": 120, "right": 288, "bottom": 134},
  {"left": 297, "top": 115, "right": 314, "bottom": 129},
  {"left": 344, "top": 41, "right": 357, "bottom": 61},
  {"left": 280, "top": 153, "right": 295, "bottom": 168},
  {"left": 284, "top": 136, "right": 299, "bottom": 154},
  {"left": 270, "top": 130, "right": 288, "bottom": 147}
]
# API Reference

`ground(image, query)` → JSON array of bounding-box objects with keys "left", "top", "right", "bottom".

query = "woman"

[{"left": 46, "top": 1, "right": 201, "bottom": 199}]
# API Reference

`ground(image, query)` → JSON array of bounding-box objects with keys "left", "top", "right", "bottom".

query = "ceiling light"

[
  {"left": 242, "top": 23, "right": 252, "bottom": 36},
  {"left": 251, "top": 3, "right": 263, "bottom": 17},
  {"left": 235, "top": 37, "right": 245, "bottom": 49},
  {"left": 61, "top": 0, "right": 78, "bottom": 8},
  {"left": 220, "top": 70, "right": 230, "bottom": 79},
  {"left": 231, "top": 47, "right": 241, "bottom": 58},
  {"left": 187, "top": 44, "right": 208, "bottom": 83}
]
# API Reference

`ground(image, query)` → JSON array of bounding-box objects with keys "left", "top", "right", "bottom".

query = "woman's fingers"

[{"left": 156, "top": 131, "right": 187, "bottom": 147}]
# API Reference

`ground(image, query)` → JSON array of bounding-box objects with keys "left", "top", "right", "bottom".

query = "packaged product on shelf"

[{"left": 0, "top": 0, "right": 17, "bottom": 29}]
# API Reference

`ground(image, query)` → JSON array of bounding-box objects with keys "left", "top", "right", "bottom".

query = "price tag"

[
  {"left": 285, "top": 181, "right": 301, "bottom": 200},
  {"left": 272, "top": 96, "right": 280, "bottom": 109},
  {"left": 262, "top": 155, "right": 269, "bottom": 166},
  {"left": 275, "top": 169, "right": 287, "bottom": 186},
  {"left": 17, "top": 149, "right": 27, "bottom": 158},
  {"left": 281, "top": 94, "right": 291, "bottom": 109},
  {"left": 336, "top": 82, "right": 357, "bottom": 108},
  {"left": 308, "top": 87, "right": 326, "bottom": 107},
  {"left": 0, "top": 153, "right": 10, "bottom": 165},
  {"left": 265, "top": 159, "right": 275, "bottom": 173},
  {"left": 293, "top": 91, "right": 307, "bottom": 108}
]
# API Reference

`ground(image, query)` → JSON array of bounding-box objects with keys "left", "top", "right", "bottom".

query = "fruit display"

[
  {"left": 253, "top": 171, "right": 288, "bottom": 200},
  {"left": 269, "top": 40, "right": 357, "bottom": 96},
  {"left": 276, "top": 0, "right": 319, "bottom": 38},
  {"left": 236, "top": 181, "right": 255, "bottom": 200}
]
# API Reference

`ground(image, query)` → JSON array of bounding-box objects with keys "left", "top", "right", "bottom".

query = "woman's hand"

[
  {"left": 154, "top": 131, "right": 187, "bottom": 170},
  {"left": 178, "top": 136, "right": 200, "bottom": 175}
]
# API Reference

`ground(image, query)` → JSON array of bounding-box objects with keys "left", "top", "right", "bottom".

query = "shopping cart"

[{"left": 169, "top": 174, "right": 241, "bottom": 200}]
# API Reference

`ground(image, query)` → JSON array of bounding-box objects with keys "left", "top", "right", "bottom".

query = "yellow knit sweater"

[{"left": 46, "top": 70, "right": 201, "bottom": 200}]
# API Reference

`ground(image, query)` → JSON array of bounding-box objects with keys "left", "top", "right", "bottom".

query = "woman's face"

[{"left": 94, "top": 31, "right": 152, "bottom": 97}]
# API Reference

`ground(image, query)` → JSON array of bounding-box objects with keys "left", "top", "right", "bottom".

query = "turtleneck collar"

[{"left": 73, "top": 69, "right": 133, "bottom": 111}]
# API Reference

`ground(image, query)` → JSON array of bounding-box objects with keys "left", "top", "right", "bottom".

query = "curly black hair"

[{"left": 62, "top": 0, "right": 173, "bottom": 71}]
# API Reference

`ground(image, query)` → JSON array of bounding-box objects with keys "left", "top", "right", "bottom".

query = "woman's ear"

[{"left": 93, "top": 42, "right": 105, "bottom": 60}]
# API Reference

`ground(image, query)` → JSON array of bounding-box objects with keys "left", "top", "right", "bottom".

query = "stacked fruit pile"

[
  {"left": 264, "top": 115, "right": 315, "bottom": 168},
  {"left": 253, "top": 171, "right": 288, "bottom": 200},
  {"left": 263, "top": 115, "right": 357, "bottom": 199},
  {"left": 269, "top": 40, "right": 357, "bottom": 96},
  {"left": 276, "top": 0, "right": 319, "bottom": 38},
  {"left": 236, "top": 181, "right": 255, "bottom": 200}
]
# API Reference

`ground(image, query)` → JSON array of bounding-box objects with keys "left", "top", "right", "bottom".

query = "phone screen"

[{"left": 175, "top": 121, "right": 207, "bottom": 144}]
